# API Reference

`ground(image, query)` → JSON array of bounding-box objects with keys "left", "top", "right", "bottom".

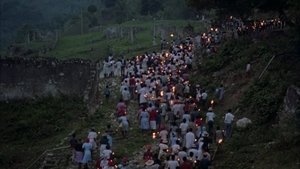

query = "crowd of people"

[
  {"left": 67, "top": 15, "right": 286, "bottom": 169},
  {"left": 95, "top": 36, "right": 233, "bottom": 169}
]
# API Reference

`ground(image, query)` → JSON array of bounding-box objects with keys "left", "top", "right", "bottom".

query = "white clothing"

[
  {"left": 201, "top": 92, "right": 208, "bottom": 100},
  {"left": 179, "top": 122, "right": 189, "bottom": 134},
  {"left": 122, "top": 90, "right": 131, "bottom": 101},
  {"left": 206, "top": 112, "right": 216, "bottom": 121},
  {"left": 224, "top": 112, "right": 234, "bottom": 124},
  {"left": 188, "top": 148, "right": 200, "bottom": 160},
  {"left": 185, "top": 131, "right": 195, "bottom": 149},
  {"left": 159, "top": 130, "right": 168, "bottom": 143},
  {"left": 102, "top": 149, "right": 112, "bottom": 158},
  {"left": 167, "top": 160, "right": 179, "bottom": 169},
  {"left": 171, "top": 144, "right": 180, "bottom": 154},
  {"left": 178, "top": 151, "right": 188, "bottom": 160}
]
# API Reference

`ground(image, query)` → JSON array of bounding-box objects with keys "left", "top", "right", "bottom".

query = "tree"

[
  {"left": 102, "top": 0, "right": 117, "bottom": 8},
  {"left": 87, "top": 5, "right": 97, "bottom": 14},
  {"left": 140, "top": 0, "right": 163, "bottom": 16},
  {"left": 186, "top": 0, "right": 300, "bottom": 22}
]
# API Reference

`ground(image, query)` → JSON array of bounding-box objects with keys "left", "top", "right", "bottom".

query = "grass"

[
  {"left": 196, "top": 30, "right": 300, "bottom": 169},
  {"left": 20, "top": 19, "right": 207, "bottom": 60},
  {"left": 0, "top": 96, "right": 87, "bottom": 169}
]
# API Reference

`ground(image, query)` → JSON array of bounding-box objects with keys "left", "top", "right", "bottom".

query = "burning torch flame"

[
  {"left": 152, "top": 132, "right": 156, "bottom": 139},
  {"left": 160, "top": 91, "right": 164, "bottom": 97}
]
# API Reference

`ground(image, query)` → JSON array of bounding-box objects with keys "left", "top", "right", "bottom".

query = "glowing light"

[
  {"left": 160, "top": 91, "right": 164, "bottom": 97},
  {"left": 170, "top": 100, "right": 174, "bottom": 105},
  {"left": 152, "top": 132, "right": 156, "bottom": 139},
  {"left": 211, "top": 100, "right": 214, "bottom": 105},
  {"left": 170, "top": 33, "right": 174, "bottom": 37},
  {"left": 218, "top": 139, "right": 223, "bottom": 144}
]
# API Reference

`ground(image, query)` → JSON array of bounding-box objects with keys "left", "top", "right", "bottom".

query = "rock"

[{"left": 236, "top": 117, "right": 252, "bottom": 128}]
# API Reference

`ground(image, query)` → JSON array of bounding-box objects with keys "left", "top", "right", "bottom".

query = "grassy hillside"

[
  {"left": 10, "top": 20, "right": 207, "bottom": 60},
  {"left": 190, "top": 29, "right": 300, "bottom": 169}
]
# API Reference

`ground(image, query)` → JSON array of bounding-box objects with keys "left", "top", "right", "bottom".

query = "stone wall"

[{"left": 0, "top": 57, "right": 99, "bottom": 112}]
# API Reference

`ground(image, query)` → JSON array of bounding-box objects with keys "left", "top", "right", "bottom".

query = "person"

[
  {"left": 166, "top": 155, "right": 179, "bottom": 169},
  {"left": 103, "top": 85, "right": 110, "bottom": 102},
  {"left": 122, "top": 87, "right": 131, "bottom": 105},
  {"left": 215, "top": 126, "right": 223, "bottom": 143},
  {"left": 149, "top": 107, "right": 158, "bottom": 131},
  {"left": 159, "top": 127, "right": 169, "bottom": 144},
  {"left": 102, "top": 145, "right": 112, "bottom": 159},
  {"left": 199, "top": 153, "right": 211, "bottom": 169},
  {"left": 99, "top": 134, "right": 109, "bottom": 157},
  {"left": 178, "top": 147, "right": 188, "bottom": 163},
  {"left": 105, "top": 124, "right": 113, "bottom": 147},
  {"left": 69, "top": 133, "right": 78, "bottom": 162},
  {"left": 171, "top": 139, "right": 181, "bottom": 154},
  {"left": 74, "top": 139, "right": 83, "bottom": 167},
  {"left": 116, "top": 99, "right": 127, "bottom": 117},
  {"left": 87, "top": 128, "right": 97, "bottom": 150},
  {"left": 201, "top": 90, "right": 208, "bottom": 106},
  {"left": 188, "top": 145, "right": 199, "bottom": 161},
  {"left": 180, "top": 156, "right": 193, "bottom": 169},
  {"left": 185, "top": 128, "right": 195, "bottom": 149},
  {"left": 140, "top": 108, "right": 150, "bottom": 132},
  {"left": 118, "top": 114, "right": 129, "bottom": 138},
  {"left": 81, "top": 139, "right": 92, "bottom": 169},
  {"left": 216, "top": 84, "right": 224, "bottom": 101},
  {"left": 143, "top": 147, "right": 153, "bottom": 161},
  {"left": 224, "top": 109, "right": 234, "bottom": 138},
  {"left": 206, "top": 107, "right": 216, "bottom": 135},
  {"left": 179, "top": 118, "right": 189, "bottom": 137}
]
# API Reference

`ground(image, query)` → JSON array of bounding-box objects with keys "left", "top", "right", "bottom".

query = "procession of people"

[{"left": 68, "top": 15, "right": 285, "bottom": 169}]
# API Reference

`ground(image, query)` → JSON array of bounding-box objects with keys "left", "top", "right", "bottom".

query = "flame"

[
  {"left": 172, "top": 86, "right": 175, "bottom": 93},
  {"left": 218, "top": 139, "right": 223, "bottom": 144},
  {"left": 160, "top": 91, "right": 164, "bottom": 97},
  {"left": 152, "top": 132, "right": 156, "bottom": 139},
  {"left": 211, "top": 100, "right": 214, "bottom": 105}
]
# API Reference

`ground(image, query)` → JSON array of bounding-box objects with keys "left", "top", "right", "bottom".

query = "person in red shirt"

[
  {"left": 149, "top": 107, "right": 158, "bottom": 131},
  {"left": 116, "top": 99, "right": 127, "bottom": 117},
  {"left": 180, "top": 156, "right": 193, "bottom": 169}
]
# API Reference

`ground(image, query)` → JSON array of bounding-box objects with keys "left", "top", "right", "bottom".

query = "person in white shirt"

[
  {"left": 87, "top": 128, "right": 97, "bottom": 149},
  {"left": 179, "top": 118, "right": 189, "bottom": 137},
  {"left": 224, "top": 109, "right": 234, "bottom": 138},
  {"left": 185, "top": 128, "right": 195, "bottom": 149},
  {"left": 206, "top": 107, "right": 216, "bottom": 135},
  {"left": 178, "top": 147, "right": 188, "bottom": 163},
  {"left": 171, "top": 140, "right": 181, "bottom": 154},
  {"left": 102, "top": 145, "right": 112, "bottom": 159},
  {"left": 201, "top": 90, "right": 208, "bottom": 106},
  {"left": 118, "top": 115, "right": 129, "bottom": 138},
  {"left": 166, "top": 155, "right": 179, "bottom": 169},
  {"left": 188, "top": 146, "right": 200, "bottom": 162},
  {"left": 122, "top": 88, "right": 131, "bottom": 103},
  {"left": 159, "top": 128, "right": 168, "bottom": 143}
]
